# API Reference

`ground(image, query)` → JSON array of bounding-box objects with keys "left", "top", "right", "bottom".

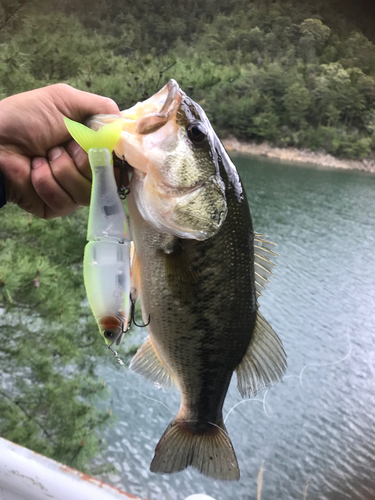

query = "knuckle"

[
  {"left": 49, "top": 151, "right": 71, "bottom": 174},
  {"left": 51, "top": 83, "right": 72, "bottom": 94}
]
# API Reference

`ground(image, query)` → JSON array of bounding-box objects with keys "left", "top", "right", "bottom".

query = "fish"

[{"left": 87, "top": 80, "right": 287, "bottom": 481}]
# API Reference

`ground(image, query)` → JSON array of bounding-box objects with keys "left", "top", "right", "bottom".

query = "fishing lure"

[{"left": 64, "top": 117, "right": 131, "bottom": 347}]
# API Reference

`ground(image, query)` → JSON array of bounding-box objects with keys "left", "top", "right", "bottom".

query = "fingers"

[
  {"left": 65, "top": 140, "right": 91, "bottom": 181},
  {"left": 0, "top": 148, "right": 45, "bottom": 218},
  {"left": 47, "top": 146, "right": 92, "bottom": 206},
  {"left": 31, "top": 153, "right": 80, "bottom": 219},
  {"left": 0, "top": 84, "right": 123, "bottom": 220}
]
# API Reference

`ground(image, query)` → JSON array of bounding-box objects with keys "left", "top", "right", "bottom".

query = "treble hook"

[
  {"left": 130, "top": 295, "right": 151, "bottom": 328},
  {"left": 117, "top": 155, "right": 131, "bottom": 200},
  {"left": 105, "top": 298, "right": 150, "bottom": 365}
]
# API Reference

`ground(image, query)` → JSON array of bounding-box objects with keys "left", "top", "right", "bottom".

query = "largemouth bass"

[{"left": 88, "top": 80, "right": 287, "bottom": 481}]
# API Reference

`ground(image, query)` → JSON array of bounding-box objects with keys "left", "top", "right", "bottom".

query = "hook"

[
  {"left": 130, "top": 295, "right": 151, "bottom": 328},
  {"left": 117, "top": 155, "right": 131, "bottom": 200}
]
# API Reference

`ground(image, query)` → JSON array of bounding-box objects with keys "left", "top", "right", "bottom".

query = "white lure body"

[{"left": 83, "top": 148, "right": 131, "bottom": 345}]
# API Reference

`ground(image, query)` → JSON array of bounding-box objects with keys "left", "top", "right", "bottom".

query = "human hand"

[{"left": 0, "top": 84, "right": 121, "bottom": 218}]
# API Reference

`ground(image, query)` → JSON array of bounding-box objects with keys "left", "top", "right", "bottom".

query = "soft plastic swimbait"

[{"left": 64, "top": 117, "right": 131, "bottom": 346}]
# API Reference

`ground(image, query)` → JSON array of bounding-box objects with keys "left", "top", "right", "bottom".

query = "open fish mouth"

[
  {"left": 86, "top": 80, "right": 228, "bottom": 239},
  {"left": 121, "top": 79, "right": 183, "bottom": 135}
]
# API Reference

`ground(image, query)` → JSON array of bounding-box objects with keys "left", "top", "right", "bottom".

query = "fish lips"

[
  {"left": 86, "top": 80, "right": 182, "bottom": 138},
  {"left": 123, "top": 79, "right": 183, "bottom": 135}
]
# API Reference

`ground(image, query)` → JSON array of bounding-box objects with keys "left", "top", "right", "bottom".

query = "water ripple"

[{"left": 96, "top": 158, "right": 375, "bottom": 500}]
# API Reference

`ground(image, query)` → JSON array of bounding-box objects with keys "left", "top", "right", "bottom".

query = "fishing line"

[
  {"left": 224, "top": 394, "right": 274, "bottom": 424},
  {"left": 294, "top": 321, "right": 352, "bottom": 390},
  {"left": 225, "top": 319, "right": 352, "bottom": 423},
  {"left": 281, "top": 318, "right": 352, "bottom": 391},
  {"left": 262, "top": 389, "right": 274, "bottom": 418},
  {"left": 181, "top": 420, "right": 231, "bottom": 439},
  {"left": 107, "top": 344, "right": 174, "bottom": 416},
  {"left": 133, "top": 389, "right": 173, "bottom": 416}
]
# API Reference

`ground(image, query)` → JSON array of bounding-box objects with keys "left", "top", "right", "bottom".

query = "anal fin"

[
  {"left": 130, "top": 336, "right": 176, "bottom": 390},
  {"left": 236, "top": 311, "right": 287, "bottom": 398}
]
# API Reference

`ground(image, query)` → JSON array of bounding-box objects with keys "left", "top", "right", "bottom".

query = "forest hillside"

[{"left": 1, "top": 0, "right": 375, "bottom": 159}]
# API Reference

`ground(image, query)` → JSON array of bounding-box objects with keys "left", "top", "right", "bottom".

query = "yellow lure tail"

[{"left": 63, "top": 117, "right": 123, "bottom": 154}]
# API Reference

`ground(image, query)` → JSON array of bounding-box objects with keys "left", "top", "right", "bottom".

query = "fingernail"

[
  {"left": 32, "top": 157, "right": 44, "bottom": 169},
  {"left": 48, "top": 147, "right": 63, "bottom": 162}
]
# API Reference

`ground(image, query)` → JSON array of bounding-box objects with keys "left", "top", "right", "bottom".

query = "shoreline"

[{"left": 221, "top": 137, "right": 375, "bottom": 174}]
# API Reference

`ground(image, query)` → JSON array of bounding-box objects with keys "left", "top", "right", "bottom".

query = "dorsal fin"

[{"left": 254, "top": 233, "right": 278, "bottom": 303}]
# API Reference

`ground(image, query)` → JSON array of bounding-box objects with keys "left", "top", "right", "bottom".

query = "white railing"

[
  {"left": 0, "top": 437, "right": 217, "bottom": 500},
  {"left": 0, "top": 437, "right": 144, "bottom": 500}
]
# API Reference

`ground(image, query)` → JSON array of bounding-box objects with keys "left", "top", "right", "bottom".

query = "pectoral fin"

[
  {"left": 130, "top": 336, "right": 176, "bottom": 390},
  {"left": 235, "top": 312, "right": 287, "bottom": 398}
]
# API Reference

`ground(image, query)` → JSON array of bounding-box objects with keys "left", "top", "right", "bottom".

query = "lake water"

[{"left": 97, "top": 156, "right": 375, "bottom": 500}]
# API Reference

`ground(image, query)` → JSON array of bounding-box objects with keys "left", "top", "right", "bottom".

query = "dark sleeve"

[{"left": 0, "top": 171, "right": 6, "bottom": 208}]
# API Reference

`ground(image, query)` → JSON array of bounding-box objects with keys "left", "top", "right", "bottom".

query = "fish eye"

[
  {"left": 104, "top": 330, "right": 115, "bottom": 339},
  {"left": 187, "top": 123, "right": 207, "bottom": 145}
]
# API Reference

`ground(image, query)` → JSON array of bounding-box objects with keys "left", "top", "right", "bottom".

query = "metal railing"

[
  {"left": 0, "top": 437, "right": 144, "bottom": 500},
  {"left": 0, "top": 437, "right": 217, "bottom": 500}
]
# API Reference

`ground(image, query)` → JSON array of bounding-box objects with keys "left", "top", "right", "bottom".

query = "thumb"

[
  {"left": 44, "top": 83, "right": 122, "bottom": 148},
  {"left": 47, "top": 83, "right": 121, "bottom": 122}
]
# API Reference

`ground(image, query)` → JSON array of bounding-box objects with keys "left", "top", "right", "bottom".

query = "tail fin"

[
  {"left": 150, "top": 419, "right": 240, "bottom": 481},
  {"left": 63, "top": 117, "right": 123, "bottom": 154}
]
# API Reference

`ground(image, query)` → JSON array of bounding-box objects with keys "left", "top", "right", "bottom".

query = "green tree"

[
  {"left": 283, "top": 81, "right": 311, "bottom": 126},
  {"left": 0, "top": 205, "right": 116, "bottom": 473},
  {"left": 299, "top": 19, "right": 331, "bottom": 53},
  {"left": 341, "top": 31, "right": 375, "bottom": 74}
]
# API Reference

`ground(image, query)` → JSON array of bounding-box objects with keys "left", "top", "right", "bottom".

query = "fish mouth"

[{"left": 121, "top": 79, "right": 183, "bottom": 135}]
